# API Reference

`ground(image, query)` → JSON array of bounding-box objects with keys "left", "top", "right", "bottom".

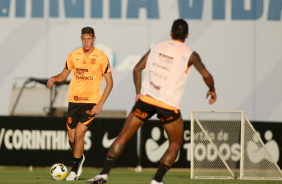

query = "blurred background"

[
  {"left": 0, "top": 0, "right": 281, "bottom": 169},
  {"left": 0, "top": 0, "right": 281, "bottom": 121}
]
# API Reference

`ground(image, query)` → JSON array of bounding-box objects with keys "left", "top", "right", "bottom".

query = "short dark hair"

[
  {"left": 171, "top": 19, "right": 188, "bottom": 40},
  {"left": 81, "top": 27, "right": 95, "bottom": 37}
]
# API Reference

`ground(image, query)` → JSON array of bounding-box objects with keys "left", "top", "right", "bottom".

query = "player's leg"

[
  {"left": 86, "top": 112, "right": 146, "bottom": 184},
  {"left": 103, "top": 112, "right": 144, "bottom": 172},
  {"left": 161, "top": 116, "right": 183, "bottom": 166},
  {"left": 68, "top": 128, "right": 75, "bottom": 150},
  {"left": 107, "top": 112, "right": 144, "bottom": 158},
  {"left": 73, "top": 104, "right": 95, "bottom": 178},
  {"left": 67, "top": 103, "right": 94, "bottom": 180},
  {"left": 66, "top": 126, "right": 82, "bottom": 180},
  {"left": 100, "top": 99, "right": 154, "bottom": 175},
  {"left": 152, "top": 116, "right": 184, "bottom": 184},
  {"left": 66, "top": 102, "right": 78, "bottom": 151},
  {"left": 73, "top": 122, "right": 88, "bottom": 158},
  {"left": 66, "top": 126, "right": 83, "bottom": 181},
  {"left": 69, "top": 122, "right": 88, "bottom": 176},
  {"left": 87, "top": 99, "right": 154, "bottom": 184}
]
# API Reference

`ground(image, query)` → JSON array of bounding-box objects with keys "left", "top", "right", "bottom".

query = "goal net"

[{"left": 190, "top": 111, "right": 282, "bottom": 180}]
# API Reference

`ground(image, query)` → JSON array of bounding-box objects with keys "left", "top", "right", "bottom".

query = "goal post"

[{"left": 190, "top": 111, "right": 282, "bottom": 180}]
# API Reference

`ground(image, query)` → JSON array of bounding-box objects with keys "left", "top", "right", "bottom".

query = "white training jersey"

[{"left": 141, "top": 40, "right": 193, "bottom": 109}]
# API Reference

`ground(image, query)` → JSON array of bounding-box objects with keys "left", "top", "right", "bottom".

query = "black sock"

[
  {"left": 153, "top": 164, "right": 170, "bottom": 182},
  {"left": 71, "top": 157, "right": 81, "bottom": 174},
  {"left": 100, "top": 156, "right": 116, "bottom": 175}
]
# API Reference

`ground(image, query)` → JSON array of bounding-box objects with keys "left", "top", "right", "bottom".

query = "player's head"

[
  {"left": 81, "top": 27, "right": 96, "bottom": 52},
  {"left": 81, "top": 27, "right": 95, "bottom": 37},
  {"left": 171, "top": 19, "right": 189, "bottom": 41}
]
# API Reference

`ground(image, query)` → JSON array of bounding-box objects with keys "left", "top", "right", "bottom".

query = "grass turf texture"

[{"left": 0, "top": 166, "right": 281, "bottom": 184}]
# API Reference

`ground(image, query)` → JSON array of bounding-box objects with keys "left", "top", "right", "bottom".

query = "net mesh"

[
  {"left": 242, "top": 114, "right": 282, "bottom": 179},
  {"left": 191, "top": 111, "right": 282, "bottom": 180}
]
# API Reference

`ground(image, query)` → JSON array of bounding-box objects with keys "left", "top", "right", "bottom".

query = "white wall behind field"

[{"left": 0, "top": 0, "right": 281, "bottom": 121}]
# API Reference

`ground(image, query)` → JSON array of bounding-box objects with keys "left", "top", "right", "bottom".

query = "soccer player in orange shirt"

[{"left": 47, "top": 27, "right": 113, "bottom": 181}]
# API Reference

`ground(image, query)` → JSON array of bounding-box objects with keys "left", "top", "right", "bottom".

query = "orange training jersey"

[{"left": 65, "top": 47, "right": 111, "bottom": 103}]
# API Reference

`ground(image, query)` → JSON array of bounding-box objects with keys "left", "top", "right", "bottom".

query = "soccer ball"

[{"left": 50, "top": 163, "right": 68, "bottom": 180}]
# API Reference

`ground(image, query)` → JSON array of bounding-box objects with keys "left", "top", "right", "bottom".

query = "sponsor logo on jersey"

[
  {"left": 150, "top": 81, "right": 161, "bottom": 90},
  {"left": 158, "top": 52, "right": 174, "bottom": 62},
  {"left": 74, "top": 96, "right": 88, "bottom": 101},
  {"left": 75, "top": 75, "right": 94, "bottom": 80},
  {"left": 76, "top": 68, "right": 88, "bottom": 72},
  {"left": 90, "top": 58, "right": 96, "bottom": 65}
]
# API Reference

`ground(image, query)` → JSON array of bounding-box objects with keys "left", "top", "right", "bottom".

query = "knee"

[
  {"left": 69, "top": 139, "right": 75, "bottom": 147},
  {"left": 108, "top": 140, "right": 125, "bottom": 158},
  {"left": 74, "top": 132, "right": 85, "bottom": 142},
  {"left": 170, "top": 139, "right": 183, "bottom": 150}
]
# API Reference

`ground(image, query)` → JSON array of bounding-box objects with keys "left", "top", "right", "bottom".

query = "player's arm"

[
  {"left": 133, "top": 50, "right": 150, "bottom": 101},
  {"left": 91, "top": 72, "right": 113, "bottom": 115},
  {"left": 47, "top": 68, "right": 71, "bottom": 88},
  {"left": 188, "top": 51, "right": 217, "bottom": 104}
]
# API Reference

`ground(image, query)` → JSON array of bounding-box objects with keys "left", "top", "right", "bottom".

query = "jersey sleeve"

[
  {"left": 65, "top": 52, "right": 74, "bottom": 71},
  {"left": 102, "top": 56, "right": 112, "bottom": 74}
]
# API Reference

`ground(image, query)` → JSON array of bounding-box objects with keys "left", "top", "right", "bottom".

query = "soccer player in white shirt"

[{"left": 87, "top": 19, "right": 217, "bottom": 184}]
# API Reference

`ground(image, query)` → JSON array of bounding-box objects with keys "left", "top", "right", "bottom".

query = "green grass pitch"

[{"left": 0, "top": 166, "right": 281, "bottom": 184}]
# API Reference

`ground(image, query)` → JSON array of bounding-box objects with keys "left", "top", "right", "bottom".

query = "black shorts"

[
  {"left": 66, "top": 102, "right": 96, "bottom": 129},
  {"left": 132, "top": 99, "right": 181, "bottom": 124}
]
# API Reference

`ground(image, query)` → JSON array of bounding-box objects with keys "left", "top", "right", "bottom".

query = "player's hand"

[
  {"left": 206, "top": 90, "right": 217, "bottom": 105},
  {"left": 91, "top": 103, "right": 103, "bottom": 116},
  {"left": 135, "top": 94, "right": 141, "bottom": 102},
  {"left": 47, "top": 77, "right": 55, "bottom": 88}
]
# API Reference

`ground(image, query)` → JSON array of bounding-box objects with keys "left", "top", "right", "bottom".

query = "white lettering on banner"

[
  {"left": 183, "top": 143, "right": 191, "bottom": 161},
  {"left": 1, "top": 0, "right": 281, "bottom": 20},
  {"left": 13, "top": 130, "right": 22, "bottom": 150},
  {"left": 183, "top": 142, "right": 239, "bottom": 162},
  {"left": 219, "top": 143, "right": 231, "bottom": 160},
  {"left": 194, "top": 130, "right": 215, "bottom": 141},
  {"left": 4, "top": 129, "right": 13, "bottom": 150},
  {"left": 84, "top": 131, "right": 92, "bottom": 150},
  {"left": 0, "top": 128, "right": 5, "bottom": 148},
  {"left": 23, "top": 130, "right": 32, "bottom": 149},
  {"left": 0, "top": 129, "right": 92, "bottom": 151},
  {"left": 192, "top": 142, "right": 241, "bottom": 162},
  {"left": 183, "top": 130, "right": 190, "bottom": 141},
  {"left": 195, "top": 143, "right": 206, "bottom": 161},
  {"left": 45, "top": 131, "right": 51, "bottom": 150},
  {"left": 231, "top": 144, "right": 241, "bottom": 161},
  {"left": 217, "top": 130, "right": 228, "bottom": 141},
  {"left": 34, "top": 130, "right": 44, "bottom": 149},
  {"left": 207, "top": 144, "right": 217, "bottom": 161},
  {"left": 52, "top": 131, "right": 60, "bottom": 149},
  {"left": 147, "top": 127, "right": 280, "bottom": 164}
]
